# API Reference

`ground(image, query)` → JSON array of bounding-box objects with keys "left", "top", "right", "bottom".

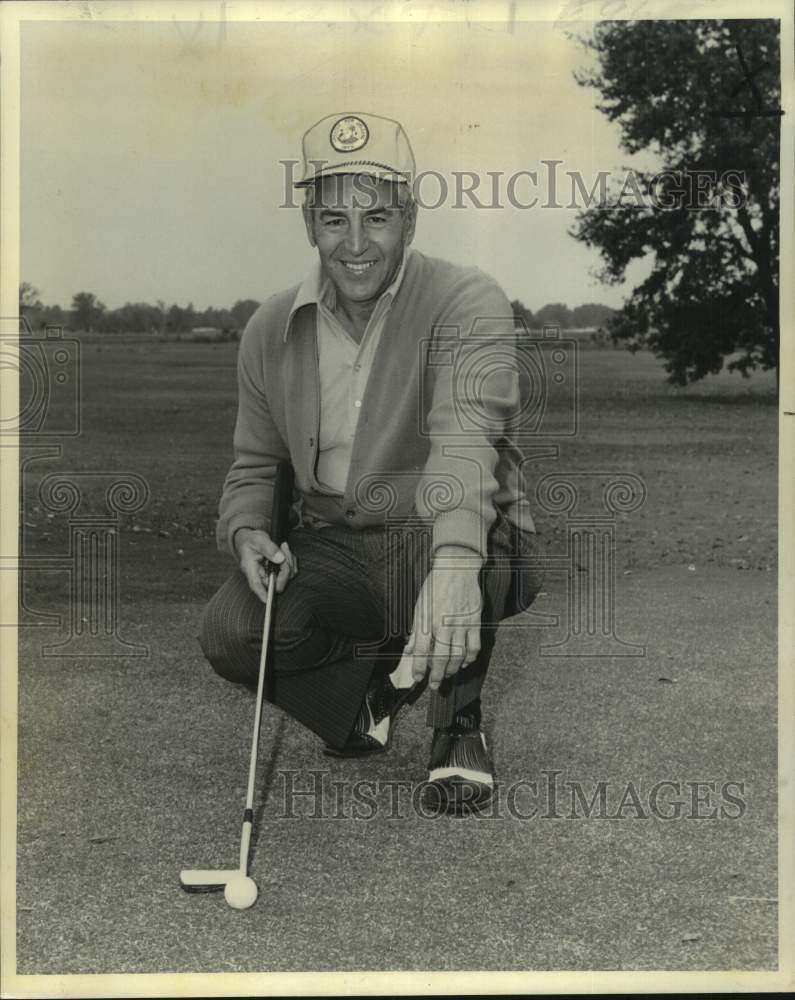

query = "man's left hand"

[{"left": 398, "top": 545, "right": 484, "bottom": 691}]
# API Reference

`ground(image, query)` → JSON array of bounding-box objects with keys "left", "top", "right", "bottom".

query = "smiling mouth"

[{"left": 340, "top": 261, "right": 378, "bottom": 273}]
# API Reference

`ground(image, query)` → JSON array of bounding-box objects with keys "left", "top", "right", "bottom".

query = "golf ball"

[{"left": 224, "top": 873, "right": 258, "bottom": 910}]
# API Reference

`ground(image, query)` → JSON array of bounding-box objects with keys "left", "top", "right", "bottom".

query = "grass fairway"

[{"left": 16, "top": 340, "right": 778, "bottom": 974}]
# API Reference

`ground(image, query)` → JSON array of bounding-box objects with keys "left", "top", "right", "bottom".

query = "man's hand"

[
  {"left": 235, "top": 528, "right": 298, "bottom": 603},
  {"left": 398, "top": 545, "right": 484, "bottom": 691}
]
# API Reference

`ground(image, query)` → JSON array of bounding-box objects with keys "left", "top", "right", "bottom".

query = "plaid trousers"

[{"left": 199, "top": 508, "right": 543, "bottom": 749}]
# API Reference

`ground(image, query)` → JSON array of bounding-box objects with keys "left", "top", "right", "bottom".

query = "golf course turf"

[{"left": 16, "top": 339, "right": 778, "bottom": 973}]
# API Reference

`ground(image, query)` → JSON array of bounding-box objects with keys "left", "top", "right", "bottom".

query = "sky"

[{"left": 21, "top": 17, "right": 656, "bottom": 312}]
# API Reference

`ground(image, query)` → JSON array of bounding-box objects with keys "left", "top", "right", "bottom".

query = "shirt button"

[
  {"left": 354, "top": 400, "right": 361, "bottom": 408},
  {"left": 354, "top": 364, "right": 361, "bottom": 372},
  {"left": 346, "top": 508, "right": 356, "bottom": 519}
]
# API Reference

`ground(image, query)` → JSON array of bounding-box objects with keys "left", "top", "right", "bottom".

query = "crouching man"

[{"left": 200, "top": 112, "right": 543, "bottom": 814}]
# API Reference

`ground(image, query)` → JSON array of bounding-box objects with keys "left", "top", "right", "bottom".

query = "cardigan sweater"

[{"left": 216, "top": 250, "right": 536, "bottom": 559}]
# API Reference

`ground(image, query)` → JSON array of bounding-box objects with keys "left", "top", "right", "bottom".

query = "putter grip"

[{"left": 269, "top": 461, "right": 295, "bottom": 547}]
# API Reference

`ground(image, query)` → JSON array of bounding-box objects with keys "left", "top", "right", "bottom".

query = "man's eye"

[
  {"left": 366, "top": 214, "right": 388, "bottom": 225},
  {"left": 323, "top": 218, "right": 345, "bottom": 228}
]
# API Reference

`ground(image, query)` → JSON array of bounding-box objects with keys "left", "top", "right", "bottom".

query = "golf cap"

[{"left": 294, "top": 112, "right": 416, "bottom": 187}]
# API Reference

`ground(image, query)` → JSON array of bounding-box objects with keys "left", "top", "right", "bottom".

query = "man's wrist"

[{"left": 232, "top": 526, "right": 258, "bottom": 557}]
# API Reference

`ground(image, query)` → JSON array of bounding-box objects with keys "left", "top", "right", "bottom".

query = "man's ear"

[
  {"left": 403, "top": 198, "right": 418, "bottom": 247},
  {"left": 302, "top": 203, "right": 317, "bottom": 248}
]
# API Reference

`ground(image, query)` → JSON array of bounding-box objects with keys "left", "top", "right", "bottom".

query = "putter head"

[{"left": 179, "top": 869, "right": 235, "bottom": 893}]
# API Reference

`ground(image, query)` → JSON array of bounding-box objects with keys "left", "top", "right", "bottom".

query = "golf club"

[{"left": 180, "top": 460, "right": 295, "bottom": 909}]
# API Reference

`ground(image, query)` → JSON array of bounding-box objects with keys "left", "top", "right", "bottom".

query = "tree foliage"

[
  {"left": 19, "top": 282, "right": 42, "bottom": 314},
  {"left": 231, "top": 299, "right": 262, "bottom": 330},
  {"left": 535, "top": 302, "right": 574, "bottom": 329},
  {"left": 511, "top": 299, "right": 535, "bottom": 329},
  {"left": 99, "top": 302, "right": 156, "bottom": 334},
  {"left": 571, "top": 302, "right": 616, "bottom": 328},
  {"left": 21, "top": 292, "right": 253, "bottom": 335},
  {"left": 512, "top": 299, "right": 615, "bottom": 330},
  {"left": 24, "top": 288, "right": 613, "bottom": 336},
  {"left": 571, "top": 19, "right": 780, "bottom": 384},
  {"left": 71, "top": 292, "right": 106, "bottom": 333}
]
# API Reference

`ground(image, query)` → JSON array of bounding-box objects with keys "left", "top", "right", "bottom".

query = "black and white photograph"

[{"left": 1, "top": 0, "right": 792, "bottom": 995}]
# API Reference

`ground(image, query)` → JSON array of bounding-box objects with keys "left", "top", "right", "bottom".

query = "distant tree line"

[
  {"left": 510, "top": 299, "right": 615, "bottom": 330},
  {"left": 18, "top": 283, "right": 262, "bottom": 335},
  {"left": 20, "top": 282, "right": 615, "bottom": 336}
]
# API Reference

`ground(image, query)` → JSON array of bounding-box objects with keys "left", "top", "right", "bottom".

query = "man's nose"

[{"left": 344, "top": 217, "right": 367, "bottom": 255}]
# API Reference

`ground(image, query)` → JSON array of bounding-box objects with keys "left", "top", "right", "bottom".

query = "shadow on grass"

[{"left": 252, "top": 712, "right": 288, "bottom": 853}]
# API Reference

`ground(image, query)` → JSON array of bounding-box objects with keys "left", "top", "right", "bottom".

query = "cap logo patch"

[{"left": 330, "top": 116, "right": 369, "bottom": 152}]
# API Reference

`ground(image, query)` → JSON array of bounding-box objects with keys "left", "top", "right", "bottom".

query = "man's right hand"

[{"left": 235, "top": 528, "right": 298, "bottom": 603}]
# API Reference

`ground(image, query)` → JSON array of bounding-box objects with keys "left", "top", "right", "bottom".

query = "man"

[{"left": 200, "top": 112, "right": 543, "bottom": 814}]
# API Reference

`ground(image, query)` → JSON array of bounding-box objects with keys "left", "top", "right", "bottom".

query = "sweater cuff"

[
  {"left": 218, "top": 512, "right": 268, "bottom": 557},
  {"left": 431, "top": 508, "right": 488, "bottom": 560}
]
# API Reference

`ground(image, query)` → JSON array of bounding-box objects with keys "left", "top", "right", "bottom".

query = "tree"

[
  {"left": 39, "top": 303, "right": 69, "bottom": 329},
  {"left": 102, "top": 302, "right": 164, "bottom": 333},
  {"left": 19, "top": 282, "right": 42, "bottom": 313},
  {"left": 571, "top": 303, "right": 615, "bottom": 328},
  {"left": 571, "top": 20, "right": 780, "bottom": 386},
  {"left": 196, "top": 305, "right": 236, "bottom": 333},
  {"left": 71, "top": 291, "right": 106, "bottom": 332},
  {"left": 19, "top": 282, "right": 43, "bottom": 329},
  {"left": 535, "top": 303, "right": 574, "bottom": 329},
  {"left": 166, "top": 302, "right": 197, "bottom": 333},
  {"left": 510, "top": 299, "right": 535, "bottom": 330},
  {"left": 231, "top": 298, "right": 261, "bottom": 332}
]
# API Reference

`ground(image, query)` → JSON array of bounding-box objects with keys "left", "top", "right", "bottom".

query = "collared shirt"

[{"left": 284, "top": 250, "right": 410, "bottom": 521}]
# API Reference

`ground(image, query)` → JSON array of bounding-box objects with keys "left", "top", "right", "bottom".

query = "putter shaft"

[{"left": 239, "top": 565, "right": 277, "bottom": 873}]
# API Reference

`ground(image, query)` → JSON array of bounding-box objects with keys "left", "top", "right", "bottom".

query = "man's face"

[{"left": 303, "top": 175, "right": 416, "bottom": 308}]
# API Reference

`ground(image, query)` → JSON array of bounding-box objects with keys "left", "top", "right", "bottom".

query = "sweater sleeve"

[
  {"left": 215, "top": 313, "right": 291, "bottom": 556},
  {"left": 414, "top": 269, "right": 519, "bottom": 559}
]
